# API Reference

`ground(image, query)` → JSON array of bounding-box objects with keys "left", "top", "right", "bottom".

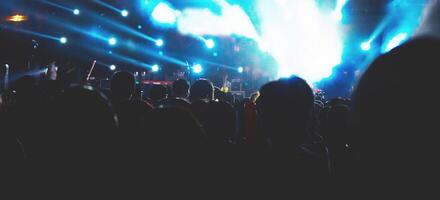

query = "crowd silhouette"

[{"left": 2, "top": 36, "right": 440, "bottom": 198}]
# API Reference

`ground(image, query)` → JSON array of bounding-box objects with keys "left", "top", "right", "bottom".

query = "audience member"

[
  {"left": 172, "top": 79, "right": 190, "bottom": 99},
  {"left": 110, "top": 71, "right": 135, "bottom": 104},
  {"left": 352, "top": 37, "right": 440, "bottom": 196},
  {"left": 189, "top": 79, "right": 214, "bottom": 103},
  {"left": 149, "top": 84, "right": 168, "bottom": 107}
]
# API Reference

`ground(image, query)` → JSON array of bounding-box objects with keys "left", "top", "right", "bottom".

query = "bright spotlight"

[
  {"left": 6, "top": 14, "right": 28, "bottom": 22},
  {"left": 59, "top": 37, "right": 67, "bottom": 44},
  {"left": 332, "top": 11, "right": 343, "bottom": 21},
  {"left": 121, "top": 10, "right": 129, "bottom": 17},
  {"left": 238, "top": 66, "right": 244, "bottom": 73},
  {"left": 73, "top": 9, "right": 80, "bottom": 15},
  {"left": 384, "top": 33, "right": 408, "bottom": 52},
  {"left": 361, "top": 41, "right": 371, "bottom": 51},
  {"left": 110, "top": 64, "right": 116, "bottom": 71},
  {"left": 256, "top": 0, "right": 343, "bottom": 82},
  {"left": 108, "top": 37, "right": 117, "bottom": 45},
  {"left": 155, "top": 38, "right": 164, "bottom": 47},
  {"left": 152, "top": 64, "right": 160, "bottom": 72},
  {"left": 332, "top": 0, "right": 348, "bottom": 21},
  {"left": 205, "top": 39, "right": 215, "bottom": 49},
  {"left": 192, "top": 64, "right": 203, "bottom": 74},
  {"left": 151, "top": 2, "right": 177, "bottom": 25}
]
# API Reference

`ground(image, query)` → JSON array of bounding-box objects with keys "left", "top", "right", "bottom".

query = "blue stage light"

[
  {"left": 73, "top": 9, "right": 80, "bottom": 15},
  {"left": 361, "top": 41, "right": 371, "bottom": 51},
  {"left": 155, "top": 38, "right": 164, "bottom": 47},
  {"left": 121, "top": 10, "right": 129, "bottom": 17},
  {"left": 152, "top": 64, "right": 160, "bottom": 72},
  {"left": 238, "top": 66, "right": 244, "bottom": 73},
  {"left": 193, "top": 64, "right": 203, "bottom": 74},
  {"left": 205, "top": 39, "right": 215, "bottom": 49},
  {"left": 384, "top": 33, "right": 408, "bottom": 52},
  {"left": 332, "top": 12, "right": 343, "bottom": 21},
  {"left": 110, "top": 64, "right": 116, "bottom": 71},
  {"left": 332, "top": 0, "right": 348, "bottom": 21},
  {"left": 60, "top": 37, "right": 67, "bottom": 44},
  {"left": 151, "top": 2, "right": 177, "bottom": 25},
  {"left": 109, "top": 37, "right": 117, "bottom": 45}
]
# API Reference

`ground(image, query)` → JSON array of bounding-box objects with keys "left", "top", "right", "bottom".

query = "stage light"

[
  {"left": 177, "top": 0, "right": 257, "bottom": 38},
  {"left": 137, "top": 25, "right": 142, "bottom": 29},
  {"left": 108, "top": 37, "right": 117, "bottom": 45},
  {"left": 361, "top": 41, "right": 371, "bottom": 51},
  {"left": 145, "top": 0, "right": 149, "bottom": 5},
  {"left": 155, "top": 38, "right": 164, "bottom": 47},
  {"left": 73, "top": 9, "right": 80, "bottom": 15},
  {"left": 192, "top": 64, "right": 203, "bottom": 74},
  {"left": 256, "top": 0, "right": 343, "bottom": 82},
  {"left": 152, "top": 64, "right": 160, "bottom": 72},
  {"left": 384, "top": 33, "right": 408, "bottom": 52},
  {"left": 151, "top": 2, "right": 177, "bottom": 25},
  {"left": 59, "top": 37, "right": 67, "bottom": 44},
  {"left": 332, "top": 12, "right": 343, "bottom": 21},
  {"left": 238, "top": 66, "right": 244, "bottom": 73},
  {"left": 4, "top": 64, "right": 9, "bottom": 69},
  {"left": 110, "top": 65, "right": 116, "bottom": 71},
  {"left": 6, "top": 14, "right": 28, "bottom": 22},
  {"left": 121, "top": 10, "right": 129, "bottom": 17},
  {"left": 332, "top": 0, "right": 348, "bottom": 21},
  {"left": 205, "top": 39, "right": 215, "bottom": 49}
]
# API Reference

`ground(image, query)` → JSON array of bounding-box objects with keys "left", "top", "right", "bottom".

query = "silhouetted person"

[
  {"left": 200, "top": 101, "right": 236, "bottom": 146},
  {"left": 110, "top": 71, "right": 135, "bottom": 104},
  {"left": 172, "top": 79, "right": 190, "bottom": 99},
  {"left": 189, "top": 79, "right": 214, "bottom": 103},
  {"left": 114, "top": 99, "right": 154, "bottom": 132},
  {"left": 190, "top": 99, "right": 208, "bottom": 121},
  {"left": 158, "top": 97, "right": 191, "bottom": 110},
  {"left": 321, "top": 103, "right": 354, "bottom": 178},
  {"left": 44, "top": 85, "right": 118, "bottom": 161},
  {"left": 7, "top": 76, "right": 44, "bottom": 160},
  {"left": 149, "top": 84, "right": 168, "bottom": 107},
  {"left": 257, "top": 77, "right": 314, "bottom": 152},
  {"left": 30, "top": 85, "right": 119, "bottom": 198},
  {"left": 256, "top": 76, "right": 329, "bottom": 189},
  {"left": 352, "top": 37, "right": 440, "bottom": 197}
]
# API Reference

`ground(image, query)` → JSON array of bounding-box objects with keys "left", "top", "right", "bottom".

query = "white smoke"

[
  {"left": 417, "top": 0, "right": 440, "bottom": 37},
  {"left": 176, "top": 0, "right": 344, "bottom": 83}
]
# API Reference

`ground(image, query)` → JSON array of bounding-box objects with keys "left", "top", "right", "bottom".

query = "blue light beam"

[
  {"left": 94, "top": 0, "right": 123, "bottom": 13},
  {"left": 36, "top": 0, "right": 75, "bottom": 13},
  {"left": 1, "top": 25, "right": 62, "bottom": 42}
]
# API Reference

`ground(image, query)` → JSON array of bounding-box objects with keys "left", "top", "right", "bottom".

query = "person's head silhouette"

[
  {"left": 352, "top": 37, "right": 440, "bottom": 194},
  {"left": 257, "top": 76, "right": 314, "bottom": 149},
  {"left": 110, "top": 71, "right": 135, "bottom": 103},
  {"left": 189, "top": 79, "right": 214, "bottom": 103},
  {"left": 172, "top": 79, "right": 190, "bottom": 99}
]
